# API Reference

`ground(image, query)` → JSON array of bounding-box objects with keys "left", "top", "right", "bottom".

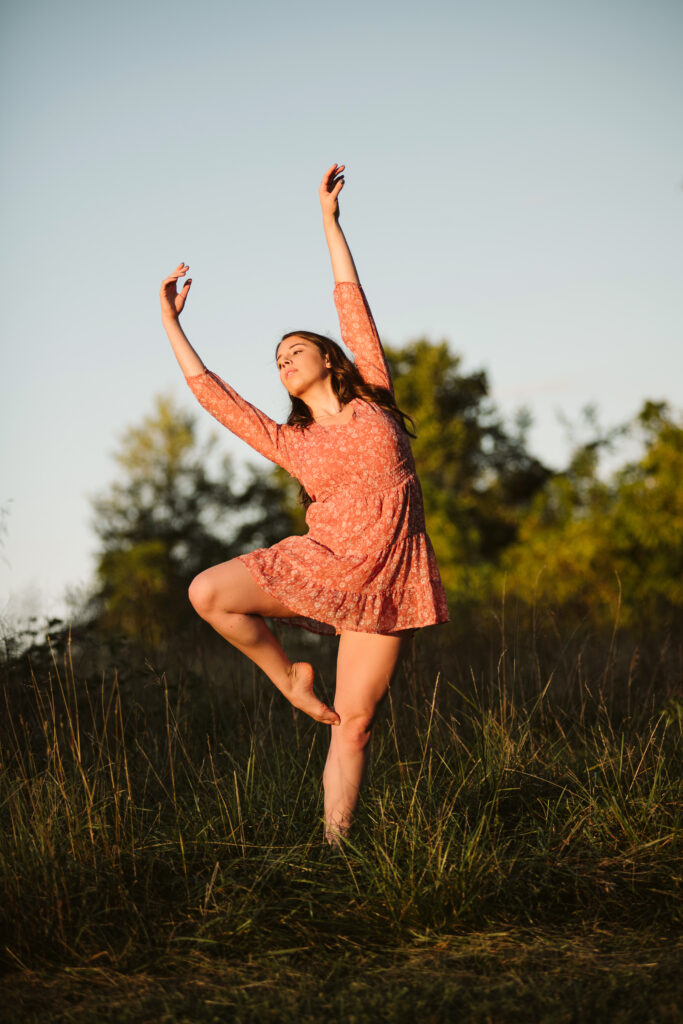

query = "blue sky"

[{"left": 1, "top": 0, "right": 681, "bottom": 630}]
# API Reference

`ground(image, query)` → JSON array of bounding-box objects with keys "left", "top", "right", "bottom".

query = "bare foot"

[
  {"left": 325, "top": 822, "right": 351, "bottom": 847},
  {"left": 285, "top": 662, "right": 340, "bottom": 726}
]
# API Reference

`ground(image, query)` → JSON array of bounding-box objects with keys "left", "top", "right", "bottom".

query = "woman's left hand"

[{"left": 319, "top": 163, "right": 345, "bottom": 221}]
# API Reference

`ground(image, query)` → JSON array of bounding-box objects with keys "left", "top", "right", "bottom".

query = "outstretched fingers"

[
  {"left": 160, "top": 262, "right": 192, "bottom": 318},
  {"left": 321, "top": 163, "right": 345, "bottom": 192},
  {"left": 160, "top": 262, "right": 187, "bottom": 283},
  {"left": 169, "top": 262, "right": 189, "bottom": 279}
]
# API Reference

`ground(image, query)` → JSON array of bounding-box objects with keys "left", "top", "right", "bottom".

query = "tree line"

[{"left": 86, "top": 338, "right": 683, "bottom": 649}]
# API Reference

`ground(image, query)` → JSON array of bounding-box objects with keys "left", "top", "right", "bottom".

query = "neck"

[
  {"left": 313, "top": 403, "right": 344, "bottom": 421},
  {"left": 297, "top": 380, "right": 345, "bottom": 421}
]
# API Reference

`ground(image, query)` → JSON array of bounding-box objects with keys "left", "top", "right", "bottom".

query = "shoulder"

[{"left": 281, "top": 421, "right": 308, "bottom": 443}]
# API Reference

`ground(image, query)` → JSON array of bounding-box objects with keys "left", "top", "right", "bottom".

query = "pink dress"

[{"left": 185, "top": 281, "right": 450, "bottom": 636}]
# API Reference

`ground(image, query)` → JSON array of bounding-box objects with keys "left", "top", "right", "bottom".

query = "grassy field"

[{"left": 0, "top": 614, "right": 680, "bottom": 1022}]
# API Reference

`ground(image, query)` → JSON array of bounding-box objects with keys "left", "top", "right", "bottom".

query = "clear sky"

[{"left": 1, "top": 0, "right": 681, "bottom": 631}]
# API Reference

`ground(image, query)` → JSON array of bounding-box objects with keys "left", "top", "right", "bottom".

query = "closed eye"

[{"left": 278, "top": 348, "right": 303, "bottom": 369}]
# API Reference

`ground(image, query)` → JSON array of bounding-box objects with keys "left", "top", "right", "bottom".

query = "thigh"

[
  {"left": 192, "top": 557, "right": 302, "bottom": 618},
  {"left": 334, "top": 630, "right": 405, "bottom": 717}
]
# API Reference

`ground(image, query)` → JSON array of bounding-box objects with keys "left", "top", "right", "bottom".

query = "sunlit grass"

[{"left": 0, "top": 619, "right": 680, "bottom": 1022}]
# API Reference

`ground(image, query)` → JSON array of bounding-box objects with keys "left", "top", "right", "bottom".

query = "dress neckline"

[{"left": 311, "top": 398, "right": 359, "bottom": 430}]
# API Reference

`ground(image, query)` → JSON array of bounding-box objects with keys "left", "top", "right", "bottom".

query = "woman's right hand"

[{"left": 160, "top": 262, "right": 192, "bottom": 321}]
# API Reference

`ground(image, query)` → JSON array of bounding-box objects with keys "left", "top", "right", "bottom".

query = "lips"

[{"left": 286, "top": 369, "right": 297, "bottom": 378}]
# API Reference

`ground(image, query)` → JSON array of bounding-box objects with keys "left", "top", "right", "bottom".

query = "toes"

[
  {"left": 311, "top": 703, "right": 339, "bottom": 726},
  {"left": 315, "top": 697, "right": 340, "bottom": 725}
]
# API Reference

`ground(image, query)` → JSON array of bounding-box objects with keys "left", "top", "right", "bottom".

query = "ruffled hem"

[{"left": 236, "top": 542, "right": 450, "bottom": 637}]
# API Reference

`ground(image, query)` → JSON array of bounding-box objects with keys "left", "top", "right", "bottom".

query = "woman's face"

[{"left": 276, "top": 336, "right": 330, "bottom": 395}]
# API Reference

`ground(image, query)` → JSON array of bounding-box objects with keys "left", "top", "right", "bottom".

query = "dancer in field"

[{"left": 159, "top": 163, "right": 449, "bottom": 844}]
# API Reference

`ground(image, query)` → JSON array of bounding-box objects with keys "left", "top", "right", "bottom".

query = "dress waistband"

[{"left": 319, "top": 467, "right": 415, "bottom": 502}]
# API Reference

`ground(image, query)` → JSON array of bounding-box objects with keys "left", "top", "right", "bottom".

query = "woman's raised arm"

[
  {"left": 319, "top": 164, "right": 360, "bottom": 286},
  {"left": 319, "top": 165, "right": 395, "bottom": 396},
  {"left": 160, "top": 262, "right": 206, "bottom": 377}
]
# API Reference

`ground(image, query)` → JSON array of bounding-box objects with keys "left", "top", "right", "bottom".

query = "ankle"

[
  {"left": 325, "top": 823, "right": 351, "bottom": 847},
  {"left": 325, "top": 810, "right": 353, "bottom": 842}
]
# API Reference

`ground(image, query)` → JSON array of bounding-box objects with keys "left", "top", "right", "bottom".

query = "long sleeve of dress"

[
  {"left": 185, "top": 368, "right": 296, "bottom": 476},
  {"left": 333, "top": 281, "right": 395, "bottom": 398}
]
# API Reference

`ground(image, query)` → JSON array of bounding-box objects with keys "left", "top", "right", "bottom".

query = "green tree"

[
  {"left": 608, "top": 401, "right": 683, "bottom": 630},
  {"left": 498, "top": 424, "right": 616, "bottom": 620},
  {"left": 90, "top": 394, "right": 296, "bottom": 646},
  {"left": 501, "top": 400, "right": 683, "bottom": 633},
  {"left": 383, "top": 339, "right": 552, "bottom": 599}
]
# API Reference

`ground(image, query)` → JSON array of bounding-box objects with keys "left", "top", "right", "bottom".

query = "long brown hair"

[{"left": 276, "top": 330, "right": 417, "bottom": 511}]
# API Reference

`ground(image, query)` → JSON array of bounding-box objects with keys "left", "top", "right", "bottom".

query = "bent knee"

[
  {"left": 338, "top": 713, "right": 375, "bottom": 750},
  {"left": 188, "top": 572, "right": 217, "bottom": 615}
]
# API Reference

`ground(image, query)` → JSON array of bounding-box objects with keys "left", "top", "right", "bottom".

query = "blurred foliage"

[
  {"left": 90, "top": 394, "right": 296, "bottom": 646},
  {"left": 501, "top": 399, "right": 683, "bottom": 634}
]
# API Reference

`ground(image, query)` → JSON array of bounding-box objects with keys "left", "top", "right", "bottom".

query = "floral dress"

[{"left": 185, "top": 281, "right": 450, "bottom": 636}]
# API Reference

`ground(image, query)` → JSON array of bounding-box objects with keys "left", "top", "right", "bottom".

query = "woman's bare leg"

[
  {"left": 323, "top": 629, "right": 405, "bottom": 844},
  {"left": 188, "top": 559, "right": 339, "bottom": 725}
]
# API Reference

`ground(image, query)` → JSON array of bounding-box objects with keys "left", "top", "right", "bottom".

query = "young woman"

[{"left": 159, "top": 163, "right": 449, "bottom": 844}]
